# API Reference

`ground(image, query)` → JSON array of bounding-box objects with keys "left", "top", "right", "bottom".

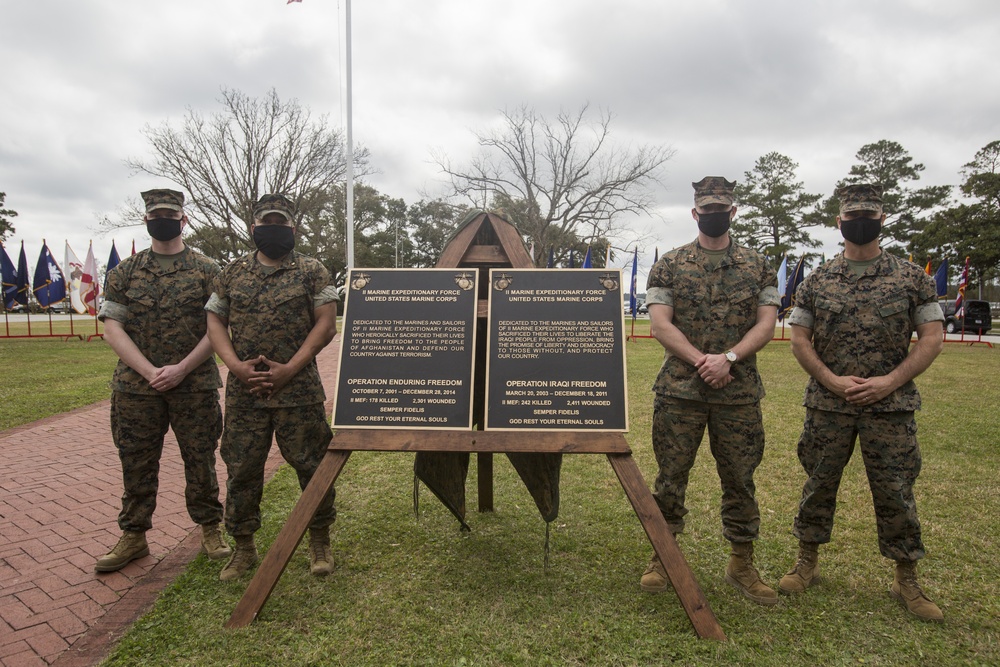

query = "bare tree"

[
  {"left": 119, "top": 87, "right": 369, "bottom": 262},
  {"left": 435, "top": 104, "right": 674, "bottom": 266}
]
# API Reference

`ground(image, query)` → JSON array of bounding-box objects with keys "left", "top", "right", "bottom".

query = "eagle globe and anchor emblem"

[
  {"left": 598, "top": 273, "right": 619, "bottom": 292},
  {"left": 350, "top": 272, "right": 372, "bottom": 290},
  {"left": 492, "top": 272, "right": 513, "bottom": 291},
  {"left": 454, "top": 272, "right": 475, "bottom": 291}
]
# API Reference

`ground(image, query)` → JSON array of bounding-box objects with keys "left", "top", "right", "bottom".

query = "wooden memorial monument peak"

[{"left": 436, "top": 209, "right": 534, "bottom": 317}]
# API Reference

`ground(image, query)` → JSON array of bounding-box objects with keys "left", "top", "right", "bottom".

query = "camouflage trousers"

[
  {"left": 792, "top": 408, "right": 924, "bottom": 561},
  {"left": 221, "top": 403, "right": 335, "bottom": 537},
  {"left": 110, "top": 391, "right": 224, "bottom": 532},
  {"left": 651, "top": 395, "right": 764, "bottom": 542}
]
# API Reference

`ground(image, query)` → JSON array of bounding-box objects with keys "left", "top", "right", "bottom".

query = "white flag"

[
  {"left": 65, "top": 242, "right": 87, "bottom": 314},
  {"left": 81, "top": 242, "right": 100, "bottom": 316}
]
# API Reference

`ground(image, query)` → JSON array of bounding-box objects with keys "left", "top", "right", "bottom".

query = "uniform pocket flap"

[
  {"left": 816, "top": 296, "right": 845, "bottom": 313},
  {"left": 878, "top": 299, "right": 909, "bottom": 318}
]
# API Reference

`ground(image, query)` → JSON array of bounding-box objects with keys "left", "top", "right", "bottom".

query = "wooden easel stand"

[{"left": 226, "top": 429, "right": 726, "bottom": 641}]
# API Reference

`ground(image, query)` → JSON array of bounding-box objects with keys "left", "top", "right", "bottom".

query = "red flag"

[
  {"left": 131, "top": 240, "right": 136, "bottom": 256},
  {"left": 954, "top": 256, "right": 970, "bottom": 318},
  {"left": 924, "top": 260, "right": 932, "bottom": 275},
  {"left": 81, "top": 242, "right": 100, "bottom": 316}
]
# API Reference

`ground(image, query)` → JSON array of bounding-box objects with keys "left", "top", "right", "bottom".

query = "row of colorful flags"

[
  {"left": 775, "top": 254, "right": 972, "bottom": 321},
  {"left": 1, "top": 240, "right": 132, "bottom": 314},
  {"left": 920, "top": 256, "right": 972, "bottom": 316}
]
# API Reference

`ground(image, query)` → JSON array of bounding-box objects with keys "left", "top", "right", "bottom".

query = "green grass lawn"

[
  {"left": 0, "top": 336, "right": 118, "bottom": 430},
  {"left": 3, "top": 330, "right": 998, "bottom": 665}
]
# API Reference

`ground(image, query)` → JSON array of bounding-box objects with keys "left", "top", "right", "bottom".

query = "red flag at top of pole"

[
  {"left": 954, "top": 256, "right": 970, "bottom": 318},
  {"left": 924, "top": 260, "right": 932, "bottom": 275},
  {"left": 131, "top": 240, "right": 136, "bottom": 256}
]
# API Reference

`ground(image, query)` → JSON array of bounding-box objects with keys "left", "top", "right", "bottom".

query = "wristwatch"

[{"left": 724, "top": 350, "right": 738, "bottom": 364}]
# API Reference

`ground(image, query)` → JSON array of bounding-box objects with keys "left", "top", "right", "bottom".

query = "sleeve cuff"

[
  {"left": 97, "top": 300, "right": 127, "bottom": 323},
  {"left": 758, "top": 286, "right": 781, "bottom": 307},
  {"left": 204, "top": 293, "right": 229, "bottom": 319},
  {"left": 314, "top": 285, "right": 340, "bottom": 308},
  {"left": 915, "top": 301, "right": 945, "bottom": 326},
  {"left": 786, "top": 306, "right": 814, "bottom": 329},
  {"left": 644, "top": 286, "right": 673, "bottom": 307}
]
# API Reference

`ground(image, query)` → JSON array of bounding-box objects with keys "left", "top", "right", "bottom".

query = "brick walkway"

[{"left": 0, "top": 341, "right": 341, "bottom": 666}]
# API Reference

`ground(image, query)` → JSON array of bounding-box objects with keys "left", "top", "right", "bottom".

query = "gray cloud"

[{"left": 2, "top": 0, "right": 999, "bottom": 282}]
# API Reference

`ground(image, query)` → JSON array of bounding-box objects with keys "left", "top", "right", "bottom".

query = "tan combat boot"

[
  {"left": 309, "top": 527, "right": 334, "bottom": 577},
  {"left": 200, "top": 523, "right": 232, "bottom": 561},
  {"left": 890, "top": 560, "right": 943, "bottom": 622},
  {"left": 219, "top": 535, "right": 258, "bottom": 581},
  {"left": 95, "top": 531, "right": 149, "bottom": 572},
  {"left": 778, "top": 541, "right": 820, "bottom": 594},
  {"left": 725, "top": 541, "right": 778, "bottom": 606},
  {"left": 640, "top": 552, "right": 669, "bottom": 593}
]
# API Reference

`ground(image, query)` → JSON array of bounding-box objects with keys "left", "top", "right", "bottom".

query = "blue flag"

[
  {"left": 779, "top": 256, "right": 806, "bottom": 320},
  {"left": 1, "top": 242, "right": 18, "bottom": 310},
  {"left": 653, "top": 247, "right": 659, "bottom": 263},
  {"left": 629, "top": 248, "right": 638, "bottom": 319},
  {"left": 546, "top": 246, "right": 555, "bottom": 269},
  {"left": 582, "top": 246, "right": 593, "bottom": 268},
  {"left": 933, "top": 259, "right": 948, "bottom": 298},
  {"left": 33, "top": 242, "right": 67, "bottom": 307},
  {"left": 776, "top": 255, "right": 788, "bottom": 303},
  {"left": 106, "top": 242, "right": 121, "bottom": 291},
  {"left": 568, "top": 250, "right": 575, "bottom": 269},
  {"left": 15, "top": 242, "right": 30, "bottom": 306}
]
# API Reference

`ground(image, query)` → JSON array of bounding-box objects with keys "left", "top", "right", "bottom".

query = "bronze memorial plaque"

[
  {"left": 485, "top": 268, "right": 628, "bottom": 431},
  {"left": 332, "top": 268, "right": 478, "bottom": 429}
]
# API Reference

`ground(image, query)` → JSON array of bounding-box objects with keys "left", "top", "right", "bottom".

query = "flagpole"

[{"left": 345, "top": 0, "right": 355, "bottom": 269}]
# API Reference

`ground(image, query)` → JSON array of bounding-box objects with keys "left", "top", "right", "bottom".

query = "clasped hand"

[
  {"left": 233, "top": 355, "right": 296, "bottom": 400},
  {"left": 841, "top": 375, "right": 895, "bottom": 406},
  {"left": 695, "top": 353, "right": 733, "bottom": 390}
]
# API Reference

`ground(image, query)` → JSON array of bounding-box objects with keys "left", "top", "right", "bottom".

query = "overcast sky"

[{"left": 2, "top": 0, "right": 999, "bottom": 284}]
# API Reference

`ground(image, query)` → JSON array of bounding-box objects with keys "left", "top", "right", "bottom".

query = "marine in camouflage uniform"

[
  {"left": 96, "top": 188, "right": 230, "bottom": 573},
  {"left": 641, "top": 177, "right": 781, "bottom": 605},
  {"left": 780, "top": 183, "right": 945, "bottom": 622},
  {"left": 206, "top": 193, "right": 339, "bottom": 580}
]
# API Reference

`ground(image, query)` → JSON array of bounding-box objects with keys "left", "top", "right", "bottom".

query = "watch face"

[{"left": 725, "top": 351, "right": 737, "bottom": 362}]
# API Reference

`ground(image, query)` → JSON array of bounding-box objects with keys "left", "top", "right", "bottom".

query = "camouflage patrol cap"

[
  {"left": 140, "top": 189, "right": 185, "bottom": 213},
  {"left": 253, "top": 194, "right": 295, "bottom": 222},
  {"left": 836, "top": 183, "right": 883, "bottom": 215},
  {"left": 692, "top": 176, "right": 736, "bottom": 207}
]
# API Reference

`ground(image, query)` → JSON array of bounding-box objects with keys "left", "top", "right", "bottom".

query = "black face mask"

[
  {"left": 253, "top": 225, "right": 295, "bottom": 259},
  {"left": 146, "top": 217, "right": 182, "bottom": 241},
  {"left": 697, "top": 210, "right": 731, "bottom": 238},
  {"left": 840, "top": 216, "right": 881, "bottom": 245}
]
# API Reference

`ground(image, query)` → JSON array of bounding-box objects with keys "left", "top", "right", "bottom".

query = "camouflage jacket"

[
  {"left": 645, "top": 240, "right": 779, "bottom": 404},
  {"left": 205, "top": 251, "right": 337, "bottom": 409},
  {"left": 99, "top": 247, "right": 222, "bottom": 394},
  {"left": 787, "top": 251, "right": 944, "bottom": 414}
]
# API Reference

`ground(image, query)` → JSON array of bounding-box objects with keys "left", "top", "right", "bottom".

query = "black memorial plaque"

[
  {"left": 485, "top": 269, "right": 628, "bottom": 431},
  {"left": 332, "top": 269, "right": 478, "bottom": 429}
]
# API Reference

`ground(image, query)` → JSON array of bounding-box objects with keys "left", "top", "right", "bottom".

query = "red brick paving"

[{"left": 0, "top": 341, "right": 341, "bottom": 666}]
